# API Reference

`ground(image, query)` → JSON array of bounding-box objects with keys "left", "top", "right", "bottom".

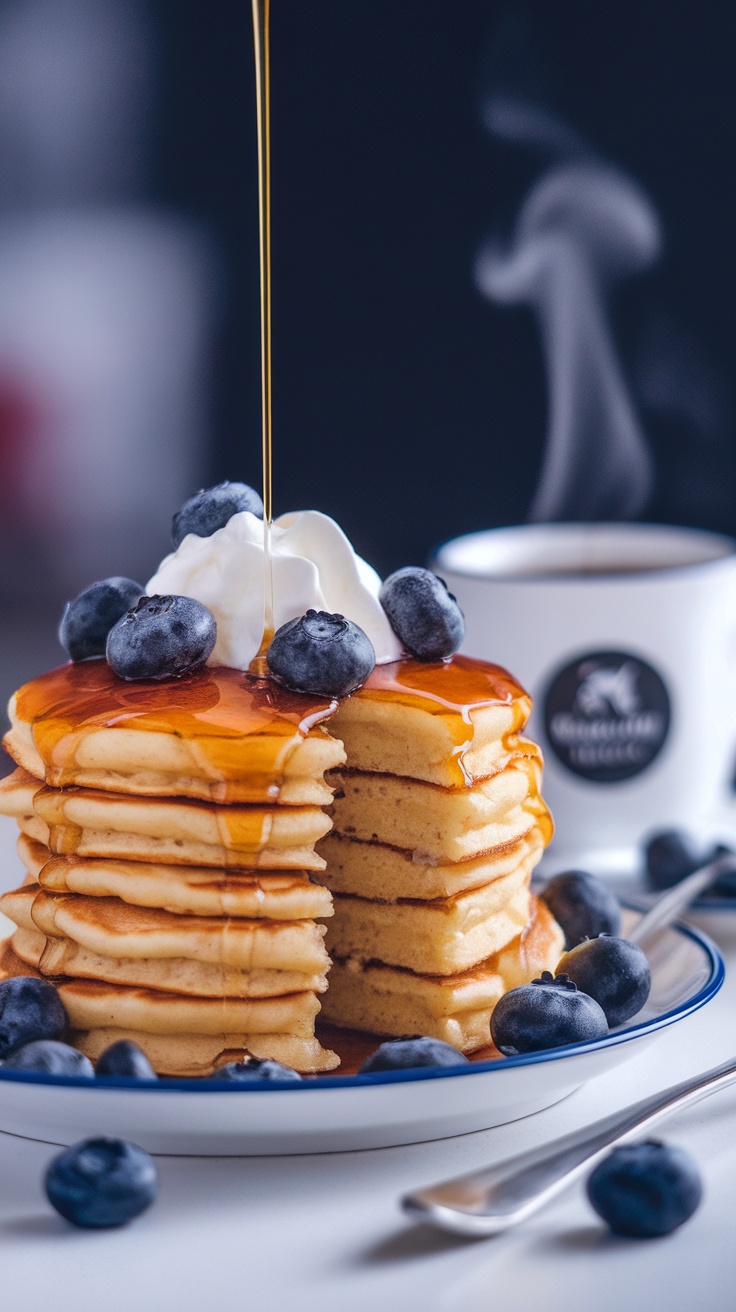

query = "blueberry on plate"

[
  {"left": 490, "top": 972, "right": 608, "bottom": 1055},
  {"left": 587, "top": 1140, "right": 702, "bottom": 1237},
  {"left": 358, "top": 1036, "right": 469, "bottom": 1074},
  {"left": 59, "top": 577, "right": 145, "bottom": 662},
  {"left": 96, "top": 1040, "right": 157, "bottom": 1079},
  {"left": 711, "top": 843, "right": 736, "bottom": 897},
  {"left": 644, "top": 829, "right": 703, "bottom": 891},
  {"left": 172, "top": 480, "right": 263, "bottom": 548},
  {"left": 45, "top": 1137, "right": 158, "bottom": 1229},
  {"left": 106, "top": 594, "right": 216, "bottom": 681},
  {"left": 379, "top": 567, "right": 464, "bottom": 661},
  {"left": 213, "top": 1058, "right": 302, "bottom": 1083},
  {"left": 0, "top": 976, "right": 67, "bottom": 1058},
  {"left": 267, "top": 610, "right": 375, "bottom": 697},
  {"left": 557, "top": 936, "right": 652, "bottom": 1027},
  {"left": 538, "top": 869, "right": 621, "bottom": 950},
  {"left": 3, "top": 1039, "right": 94, "bottom": 1076}
]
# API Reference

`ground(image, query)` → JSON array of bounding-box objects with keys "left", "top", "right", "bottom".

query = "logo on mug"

[{"left": 543, "top": 650, "right": 671, "bottom": 783}]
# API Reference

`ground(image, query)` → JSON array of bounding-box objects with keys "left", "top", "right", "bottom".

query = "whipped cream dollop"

[{"left": 147, "top": 509, "right": 403, "bottom": 672}]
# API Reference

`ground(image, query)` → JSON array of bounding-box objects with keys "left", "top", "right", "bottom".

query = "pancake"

[
  {"left": 57, "top": 978, "right": 320, "bottom": 1037},
  {"left": 325, "top": 863, "right": 532, "bottom": 975},
  {"left": 322, "top": 896, "right": 565, "bottom": 1051},
  {"left": 317, "top": 825, "right": 546, "bottom": 900},
  {"left": 72, "top": 1028, "right": 339, "bottom": 1076},
  {"left": 0, "top": 885, "right": 37, "bottom": 931},
  {"left": 329, "top": 655, "right": 534, "bottom": 786},
  {"left": 17, "top": 833, "right": 49, "bottom": 880},
  {"left": 1, "top": 891, "right": 328, "bottom": 996},
  {"left": 5, "top": 661, "right": 346, "bottom": 804},
  {"left": 36, "top": 854, "right": 333, "bottom": 920},
  {"left": 328, "top": 759, "right": 548, "bottom": 863},
  {"left": 33, "top": 784, "right": 332, "bottom": 870},
  {"left": 10, "top": 926, "right": 46, "bottom": 967},
  {"left": 27, "top": 891, "right": 330, "bottom": 974},
  {"left": 22, "top": 933, "right": 328, "bottom": 998},
  {"left": 0, "top": 768, "right": 49, "bottom": 844}
]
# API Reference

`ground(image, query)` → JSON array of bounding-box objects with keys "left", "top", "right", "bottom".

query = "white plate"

[{"left": 0, "top": 911, "right": 723, "bottom": 1155}]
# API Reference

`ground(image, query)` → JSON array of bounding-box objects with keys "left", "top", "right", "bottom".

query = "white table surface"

[{"left": 1, "top": 819, "right": 735, "bottom": 1312}]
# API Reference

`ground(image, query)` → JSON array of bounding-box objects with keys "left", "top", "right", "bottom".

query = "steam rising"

[{"left": 476, "top": 48, "right": 662, "bottom": 521}]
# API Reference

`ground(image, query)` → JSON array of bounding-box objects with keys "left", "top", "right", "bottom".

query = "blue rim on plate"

[{"left": 0, "top": 916, "right": 723, "bottom": 1094}]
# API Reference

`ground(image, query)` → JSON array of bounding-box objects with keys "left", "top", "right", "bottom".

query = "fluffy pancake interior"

[
  {"left": 317, "top": 826, "right": 545, "bottom": 900},
  {"left": 327, "top": 760, "right": 548, "bottom": 862},
  {"left": 322, "top": 896, "right": 564, "bottom": 1051}
]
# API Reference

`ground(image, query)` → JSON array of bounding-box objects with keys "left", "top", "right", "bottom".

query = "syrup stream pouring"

[
  {"left": 251, "top": 0, "right": 275, "bottom": 670},
  {"left": 402, "top": 852, "right": 736, "bottom": 1237}
]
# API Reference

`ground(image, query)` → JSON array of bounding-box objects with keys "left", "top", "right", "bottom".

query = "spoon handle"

[
  {"left": 628, "top": 854, "right": 734, "bottom": 944},
  {"left": 402, "top": 1054, "right": 736, "bottom": 1236}
]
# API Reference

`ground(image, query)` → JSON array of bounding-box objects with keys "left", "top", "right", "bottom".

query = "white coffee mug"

[{"left": 434, "top": 522, "right": 736, "bottom": 874}]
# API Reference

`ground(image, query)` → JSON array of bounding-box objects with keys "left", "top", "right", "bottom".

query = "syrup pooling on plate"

[
  {"left": 357, "top": 654, "right": 535, "bottom": 787},
  {"left": 15, "top": 661, "right": 337, "bottom": 802}
]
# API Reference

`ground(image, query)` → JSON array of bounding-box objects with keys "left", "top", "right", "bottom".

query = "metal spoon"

[
  {"left": 401, "top": 852, "right": 736, "bottom": 1237},
  {"left": 402, "top": 1054, "right": 736, "bottom": 1236}
]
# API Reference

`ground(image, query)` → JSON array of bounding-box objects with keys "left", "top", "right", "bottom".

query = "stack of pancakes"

[
  {"left": 0, "top": 653, "right": 562, "bottom": 1072},
  {"left": 0, "top": 663, "right": 344, "bottom": 1075},
  {"left": 317, "top": 657, "right": 564, "bottom": 1052}
]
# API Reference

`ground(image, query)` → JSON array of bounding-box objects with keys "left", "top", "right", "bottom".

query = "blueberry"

[
  {"left": 557, "top": 936, "right": 651, "bottom": 1027},
  {"left": 96, "top": 1040, "right": 157, "bottom": 1080},
  {"left": 711, "top": 844, "right": 736, "bottom": 897},
  {"left": 358, "top": 1036, "right": 469, "bottom": 1073},
  {"left": 379, "top": 567, "right": 464, "bottom": 661},
  {"left": 267, "top": 610, "right": 375, "bottom": 697},
  {"left": 0, "top": 976, "right": 67, "bottom": 1058},
  {"left": 587, "top": 1140, "right": 702, "bottom": 1237},
  {"left": 644, "top": 829, "right": 703, "bottom": 891},
  {"left": 490, "top": 972, "right": 608, "bottom": 1054},
  {"left": 538, "top": 869, "right": 621, "bottom": 950},
  {"left": 59, "top": 578, "right": 145, "bottom": 662},
  {"left": 213, "top": 1058, "right": 302, "bottom": 1083},
  {"left": 45, "top": 1137, "right": 158, "bottom": 1229},
  {"left": 4, "top": 1039, "right": 94, "bottom": 1076},
  {"left": 172, "top": 481, "right": 263, "bottom": 548},
  {"left": 106, "top": 594, "right": 216, "bottom": 681}
]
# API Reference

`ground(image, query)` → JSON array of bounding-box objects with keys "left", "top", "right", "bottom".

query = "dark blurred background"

[{"left": 0, "top": 0, "right": 734, "bottom": 702}]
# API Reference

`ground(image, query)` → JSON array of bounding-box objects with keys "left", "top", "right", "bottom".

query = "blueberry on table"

[
  {"left": 106, "top": 594, "right": 217, "bottom": 681},
  {"left": 45, "top": 1137, "right": 158, "bottom": 1229},
  {"left": 0, "top": 977, "right": 67, "bottom": 1058},
  {"left": 267, "top": 610, "right": 375, "bottom": 697},
  {"left": 172, "top": 480, "right": 264, "bottom": 548},
  {"left": 59, "top": 577, "right": 144, "bottom": 662},
  {"left": 644, "top": 829, "right": 703, "bottom": 891},
  {"left": 491, "top": 972, "right": 608, "bottom": 1055},
  {"left": 3, "top": 1040, "right": 94, "bottom": 1076},
  {"left": 557, "top": 936, "right": 652, "bottom": 1027},
  {"left": 213, "top": 1059, "right": 302, "bottom": 1083},
  {"left": 587, "top": 1140, "right": 702, "bottom": 1237},
  {"left": 379, "top": 567, "right": 464, "bottom": 661},
  {"left": 358, "top": 1036, "right": 469, "bottom": 1073},
  {"left": 96, "top": 1040, "right": 157, "bottom": 1079},
  {"left": 538, "top": 869, "right": 621, "bottom": 950}
]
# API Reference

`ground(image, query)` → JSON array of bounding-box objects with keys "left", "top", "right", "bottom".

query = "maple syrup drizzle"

[
  {"left": 16, "top": 662, "right": 337, "bottom": 804},
  {"left": 250, "top": 0, "right": 275, "bottom": 677}
]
